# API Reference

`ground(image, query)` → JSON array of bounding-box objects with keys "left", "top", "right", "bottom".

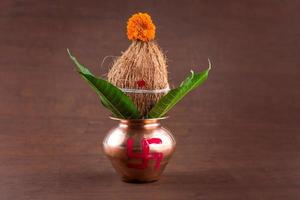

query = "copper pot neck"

[{"left": 110, "top": 116, "right": 168, "bottom": 127}]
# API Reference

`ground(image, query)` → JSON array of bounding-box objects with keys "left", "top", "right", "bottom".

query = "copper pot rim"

[{"left": 109, "top": 116, "right": 169, "bottom": 124}]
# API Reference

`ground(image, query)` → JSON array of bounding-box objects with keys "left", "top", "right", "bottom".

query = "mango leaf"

[
  {"left": 148, "top": 60, "right": 211, "bottom": 118},
  {"left": 67, "top": 49, "right": 141, "bottom": 119}
]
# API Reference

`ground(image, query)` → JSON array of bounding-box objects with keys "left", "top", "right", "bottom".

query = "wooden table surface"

[{"left": 0, "top": 0, "right": 299, "bottom": 199}]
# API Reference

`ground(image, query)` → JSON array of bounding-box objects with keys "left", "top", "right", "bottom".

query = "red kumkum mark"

[
  {"left": 126, "top": 138, "right": 163, "bottom": 170},
  {"left": 136, "top": 79, "right": 146, "bottom": 88}
]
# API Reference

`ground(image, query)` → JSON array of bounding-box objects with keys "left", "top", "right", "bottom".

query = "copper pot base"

[{"left": 121, "top": 178, "right": 159, "bottom": 183}]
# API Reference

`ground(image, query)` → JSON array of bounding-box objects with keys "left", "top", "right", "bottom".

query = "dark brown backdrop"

[{"left": 0, "top": 0, "right": 299, "bottom": 199}]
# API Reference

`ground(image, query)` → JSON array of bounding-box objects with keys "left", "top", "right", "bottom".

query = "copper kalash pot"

[{"left": 103, "top": 117, "right": 176, "bottom": 182}]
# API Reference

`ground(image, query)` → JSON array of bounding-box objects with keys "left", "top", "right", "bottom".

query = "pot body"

[{"left": 103, "top": 118, "right": 176, "bottom": 182}]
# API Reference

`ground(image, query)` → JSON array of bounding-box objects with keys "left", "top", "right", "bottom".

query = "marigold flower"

[{"left": 127, "top": 13, "right": 156, "bottom": 42}]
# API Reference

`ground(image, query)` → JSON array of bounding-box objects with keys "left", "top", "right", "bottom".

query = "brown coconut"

[{"left": 107, "top": 13, "right": 169, "bottom": 116}]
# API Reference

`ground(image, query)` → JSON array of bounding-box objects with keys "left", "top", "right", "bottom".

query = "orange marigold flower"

[{"left": 127, "top": 12, "right": 156, "bottom": 42}]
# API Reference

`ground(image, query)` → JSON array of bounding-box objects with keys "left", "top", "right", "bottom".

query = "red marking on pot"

[{"left": 126, "top": 138, "right": 163, "bottom": 170}]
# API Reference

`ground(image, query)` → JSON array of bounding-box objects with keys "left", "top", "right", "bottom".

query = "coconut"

[{"left": 107, "top": 13, "right": 169, "bottom": 116}]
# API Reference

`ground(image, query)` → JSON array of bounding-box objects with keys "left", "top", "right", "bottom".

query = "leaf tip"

[
  {"left": 207, "top": 58, "right": 212, "bottom": 71},
  {"left": 67, "top": 48, "right": 75, "bottom": 60}
]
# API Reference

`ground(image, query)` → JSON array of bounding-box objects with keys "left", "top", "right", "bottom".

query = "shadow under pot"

[{"left": 103, "top": 117, "right": 176, "bottom": 183}]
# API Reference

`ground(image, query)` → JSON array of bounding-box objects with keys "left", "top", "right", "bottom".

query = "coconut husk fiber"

[{"left": 107, "top": 40, "right": 169, "bottom": 116}]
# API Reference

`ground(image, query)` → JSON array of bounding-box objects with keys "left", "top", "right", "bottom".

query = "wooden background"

[{"left": 0, "top": 0, "right": 299, "bottom": 199}]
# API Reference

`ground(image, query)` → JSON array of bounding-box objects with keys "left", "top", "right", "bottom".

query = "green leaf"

[
  {"left": 67, "top": 49, "right": 141, "bottom": 119},
  {"left": 148, "top": 60, "right": 212, "bottom": 118}
]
